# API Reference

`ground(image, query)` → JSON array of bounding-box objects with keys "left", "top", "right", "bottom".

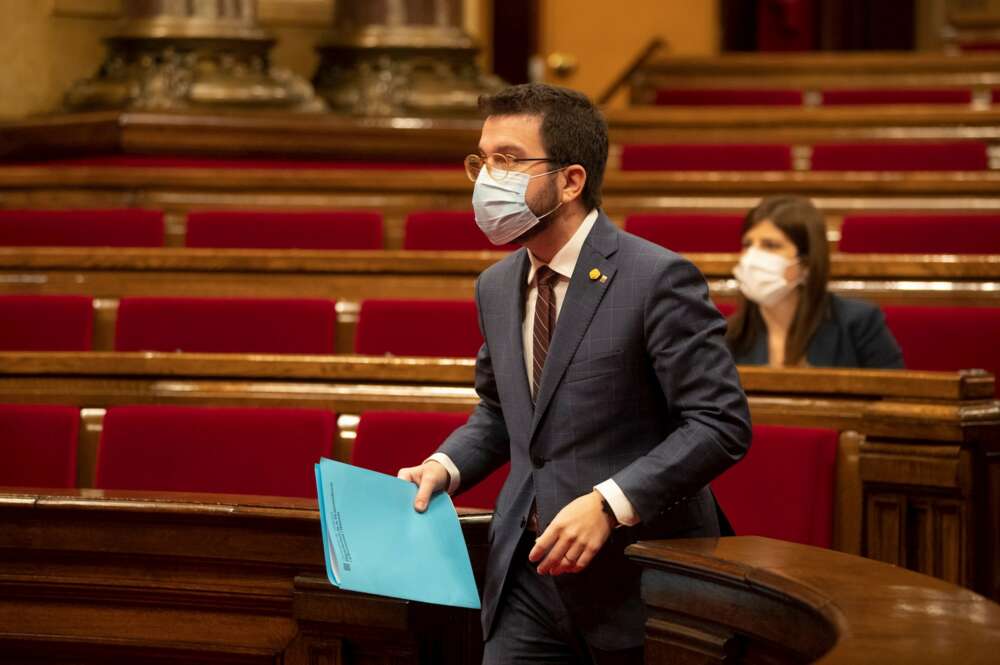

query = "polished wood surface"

[
  {"left": 628, "top": 536, "right": 1000, "bottom": 664},
  {"left": 0, "top": 353, "right": 996, "bottom": 601},
  {"left": 0, "top": 487, "right": 490, "bottom": 664}
]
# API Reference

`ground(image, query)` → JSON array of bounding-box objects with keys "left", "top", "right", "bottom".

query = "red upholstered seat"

[
  {"left": 820, "top": 89, "right": 972, "bottom": 105},
  {"left": 716, "top": 302, "right": 737, "bottom": 318},
  {"left": 839, "top": 214, "right": 1000, "bottom": 254},
  {"left": 620, "top": 144, "right": 793, "bottom": 171},
  {"left": 403, "top": 211, "right": 518, "bottom": 251},
  {"left": 0, "top": 295, "right": 93, "bottom": 351},
  {"left": 95, "top": 405, "right": 335, "bottom": 497},
  {"left": 882, "top": 306, "right": 1000, "bottom": 395},
  {"left": 186, "top": 210, "right": 383, "bottom": 249},
  {"left": 0, "top": 404, "right": 79, "bottom": 488},
  {"left": 115, "top": 297, "right": 336, "bottom": 354},
  {"left": 654, "top": 89, "right": 803, "bottom": 106},
  {"left": 0, "top": 209, "right": 164, "bottom": 247},
  {"left": 811, "top": 141, "right": 989, "bottom": 171},
  {"left": 713, "top": 425, "right": 839, "bottom": 548},
  {"left": 355, "top": 299, "right": 481, "bottom": 357},
  {"left": 624, "top": 213, "right": 744, "bottom": 252},
  {"left": 352, "top": 411, "right": 508, "bottom": 509}
]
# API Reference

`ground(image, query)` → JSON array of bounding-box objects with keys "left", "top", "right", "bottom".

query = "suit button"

[{"left": 531, "top": 455, "right": 546, "bottom": 469}]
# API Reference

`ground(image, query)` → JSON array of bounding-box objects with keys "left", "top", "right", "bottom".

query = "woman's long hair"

[{"left": 726, "top": 196, "right": 831, "bottom": 365}]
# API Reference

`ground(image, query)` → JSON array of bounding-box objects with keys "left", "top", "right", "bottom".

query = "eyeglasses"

[{"left": 464, "top": 153, "right": 558, "bottom": 182}]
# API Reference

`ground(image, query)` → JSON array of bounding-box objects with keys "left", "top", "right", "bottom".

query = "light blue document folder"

[{"left": 314, "top": 458, "right": 481, "bottom": 609}]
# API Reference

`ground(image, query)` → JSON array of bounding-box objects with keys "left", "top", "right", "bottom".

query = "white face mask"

[
  {"left": 733, "top": 246, "right": 804, "bottom": 307},
  {"left": 471, "top": 166, "right": 563, "bottom": 246}
]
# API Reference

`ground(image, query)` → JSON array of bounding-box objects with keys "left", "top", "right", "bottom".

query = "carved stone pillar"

[
  {"left": 65, "top": 0, "right": 324, "bottom": 112},
  {"left": 314, "top": 0, "right": 504, "bottom": 116}
]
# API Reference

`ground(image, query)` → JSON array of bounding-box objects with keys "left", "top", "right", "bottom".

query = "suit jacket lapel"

[
  {"left": 501, "top": 250, "right": 533, "bottom": 442},
  {"left": 529, "top": 213, "right": 619, "bottom": 441}
]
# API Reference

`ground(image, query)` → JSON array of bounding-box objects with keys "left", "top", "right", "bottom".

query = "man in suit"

[{"left": 398, "top": 83, "right": 751, "bottom": 665}]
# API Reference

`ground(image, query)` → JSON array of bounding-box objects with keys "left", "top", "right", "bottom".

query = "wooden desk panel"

[{"left": 0, "top": 488, "right": 490, "bottom": 664}]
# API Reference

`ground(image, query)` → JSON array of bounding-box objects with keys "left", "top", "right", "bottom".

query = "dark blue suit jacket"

[
  {"left": 732, "top": 294, "right": 904, "bottom": 368},
  {"left": 436, "top": 211, "right": 752, "bottom": 649}
]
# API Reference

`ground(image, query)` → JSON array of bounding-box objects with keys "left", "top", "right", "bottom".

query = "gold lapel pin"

[
  {"left": 600, "top": 275, "right": 608, "bottom": 284},
  {"left": 589, "top": 268, "right": 601, "bottom": 281}
]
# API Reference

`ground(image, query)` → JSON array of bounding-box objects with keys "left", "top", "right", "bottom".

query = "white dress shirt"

[{"left": 430, "top": 208, "right": 639, "bottom": 526}]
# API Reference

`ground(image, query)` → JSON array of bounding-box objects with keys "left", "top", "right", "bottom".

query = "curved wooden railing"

[{"left": 628, "top": 536, "right": 1000, "bottom": 664}]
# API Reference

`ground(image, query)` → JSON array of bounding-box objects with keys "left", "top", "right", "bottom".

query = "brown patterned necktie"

[{"left": 532, "top": 265, "right": 559, "bottom": 400}]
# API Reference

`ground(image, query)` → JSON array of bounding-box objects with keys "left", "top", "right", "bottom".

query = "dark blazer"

[
  {"left": 732, "top": 294, "right": 904, "bottom": 368},
  {"left": 436, "top": 211, "right": 752, "bottom": 650}
]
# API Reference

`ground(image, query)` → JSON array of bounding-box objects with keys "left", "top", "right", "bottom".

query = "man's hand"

[
  {"left": 528, "top": 490, "right": 614, "bottom": 576},
  {"left": 397, "top": 460, "right": 450, "bottom": 512}
]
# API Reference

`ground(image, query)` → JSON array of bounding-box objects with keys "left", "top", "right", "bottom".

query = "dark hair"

[
  {"left": 725, "top": 195, "right": 831, "bottom": 365},
  {"left": 478, "top": 83, "right": 608, "bottom": 211}
]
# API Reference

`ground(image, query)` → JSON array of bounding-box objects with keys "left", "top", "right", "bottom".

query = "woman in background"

[{"left": 726, "top": 195, "right": 904, "bottom": 368}]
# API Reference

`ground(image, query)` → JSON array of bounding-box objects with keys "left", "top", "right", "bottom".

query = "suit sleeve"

[
  {"left": 434, "top": 275, "right": 511, "bottom": 492},
  {"left": 611, "top": 256, "right": 752, "bottom": 523},
  {"left": 852, "top": 304, "right": 905, "bottom": 369}
]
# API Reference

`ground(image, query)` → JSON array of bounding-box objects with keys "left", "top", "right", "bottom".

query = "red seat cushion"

[
  {"left": 352, "top": 411, "right": 508, "bottom": 509},
  {"left": 0, "top": 295, "right": 93, "bottom": 351},
  {"left": 882, "top": 306, "right": 1000, "bottom": 395},
  {"left": 820, "top": 89, "right": 972, "bottom": 105},
  {"left": 186, "top": 210, "right": 383, "bottom": 250},
  {"left": 839, "top": 214, "right": 1000, "bottom": 254},
  {"left": 403, "top": 211, "right": 518, "bottom": 251},
  {"left": 713, "top": 425, "right": 838, "bottom": 548},
  {"left": 811, "top": 141, "right": 989, "bottom": 171},
  {"left": 115, "top": 297, "right": 336, "bottom": 354},
  {"left": 654, "top": 89, "right": 803, "bottom": 106},
  {"left": 620, "top": 144, "right": 793, "bottom": 171},
  {"left": 355, "top": 299, "right": 481, "bottom": 357},
  {"left": 96, "top": 405, "right": 335, "bottom": 497},
  {"left": 624, "top": 213, "right": 744, "bottom": 252},
  {"left": 0, "top": 404, "right": 79, "bottom": 488},
  {"left": 0, "top": 209, "right": 164, "bottom": 247}
]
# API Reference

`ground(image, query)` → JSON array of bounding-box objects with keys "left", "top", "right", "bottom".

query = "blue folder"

[{"left": 314, "top": 458, "right": 481, "bottom": 609}]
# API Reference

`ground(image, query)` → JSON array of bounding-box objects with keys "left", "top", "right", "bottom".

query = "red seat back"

[
  {"left": 624, "top": 213, "right": 744, "bottom": 252},
  {"left": 355, "top": 299, "right": 481, "bottom": 357},
  {"left": 882, "top": 306, "right": 1000, "bottom": 395},
  {"left": 186, "top": 210, "right": 383, "bottom": 250},
  {"left": 0, "top": 209, "right": 164, "bottom": 247},
  {"left": 352, "top": 411, "right": 508, "bottom": 509},
  {"left": 820, "top": 89, "right": 972, "bottom": 105},
  {"left": 96, "top": 405, "right": 335, "bottom": 497},
  {"left": 811, "top": 141, "right": 989, "bottom": 171},
  {"left": 0, "top": 404, "right": 79, "bottom": 488},
  {"left": 115, "top": 297, "right": 336, "bottom": 354},
  {"left": 620, "top": 144, "right": 793, "bottom": 171},
  {"left": 839, "top": 214, "right": 1000, "bottom": 254},
  {"left": 403, "top": 211, "right": 518, "bottom": 251},
  {"left": 713, "top": 425, "right": 839, "bottom": 548},
  {"left": 654, "top": 89, "right": 803, "bottom": 106},
  {"left": 0, "top": 295, "right": 93, "bottom": 351},
  {"left": 716, "top": 301, "right": 737, "bottom": 318}
]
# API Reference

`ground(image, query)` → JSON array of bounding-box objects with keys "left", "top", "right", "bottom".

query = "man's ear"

[{"left": 560, "top": 164, "right": 587, "bottom": 204}]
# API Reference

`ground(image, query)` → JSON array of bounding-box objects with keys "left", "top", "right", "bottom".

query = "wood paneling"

[{"left": 630, "top": 536, "right": 1000, "bottom": 665}]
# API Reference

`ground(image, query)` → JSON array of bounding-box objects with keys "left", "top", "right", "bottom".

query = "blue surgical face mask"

[{"left": 471, "top": 166, "right": 564, "bottom": 245}]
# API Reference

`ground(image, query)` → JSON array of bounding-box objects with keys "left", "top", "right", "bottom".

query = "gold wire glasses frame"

[{"left": 464, "top": 153, "right": 556, "bottom": 182}]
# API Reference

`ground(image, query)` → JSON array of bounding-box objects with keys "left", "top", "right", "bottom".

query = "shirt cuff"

[
  {"left": 426, "top": 453, "right": 461, "bottom": 495},
  {"left": 594, "top": 479, "right": 640, "bottom": 526}
]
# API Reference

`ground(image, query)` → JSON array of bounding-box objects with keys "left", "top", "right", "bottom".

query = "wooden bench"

[
  {"left": 629, "top": 536, "right": 1000, "bottom": 664},
  {"left": 0, "top": 352, "right": 995, "bottom": 602},
  {"left": 0, "top": 249, "right": 996, "bottom": 353},
  {"left": 3, "top": 165, "right": 1000, "bottom": 248},
  {"left": 626, "top": 52, "right": 1000, "bottom": 105}
]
